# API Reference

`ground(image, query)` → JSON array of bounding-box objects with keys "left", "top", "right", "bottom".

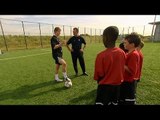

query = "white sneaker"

[
  {"left": 55, "top": 78, "right": 63, "bottom": 82},
  {"left": 64, "top": 77, "right": 71, "bottom": 82}
]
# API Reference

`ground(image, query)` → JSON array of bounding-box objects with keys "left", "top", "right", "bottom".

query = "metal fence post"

[
  {"left": 143, "top": 25, "right": 145, "bottom": 36},
  {"left": 63, "top": 25, "right": 65, "bottom": 40},
  {"left": 128, "top": 27, "right": 130, "bottom": 34},
  {"left": 0, "top": 20, "right": 8, "bottom": 51},
  {"left": 90, "top": 28, "right": 92, "bottom": 44},
  {"left": 95, "top": 29, "right": 96, "bottom": 43},
  {"left": 84, "top": 27, "right": 86, "bottom": 40},
  {"left": 99, "top": 29, "right": 101, "bottom": 43},
  {"left": 52, "top": 24, "right": 54, "bottom": 34},
  {"left": 70, "top": 26, "right": 72, "bottom": 38},
  {"left": 21, "top": 21, "right": 28, "bottom": 49},
  {"left": 39, "top": 23, "right": 43, "bottom": 48},
  {"left": 122, "top": 27, "right": 124, "bottom": 37},
  {"left": 132, "top": 27, "right": 134, "bottom": 33}
]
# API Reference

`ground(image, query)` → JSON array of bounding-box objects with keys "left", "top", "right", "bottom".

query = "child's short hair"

[
  {"left": 54, "top": 27, "right": 61, "bottom": 33},
  {"left": 125, "top": 32, "right": 141, "bottom": 47},
  {"left": 73, "top": 27, "right": 79, "bottom": 33},
  {"left": 103, "top": 26, "right": 119, "bottom": 48}
]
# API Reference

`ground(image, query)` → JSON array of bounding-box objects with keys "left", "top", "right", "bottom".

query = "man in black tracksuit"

[{"left": 66, "top": 27, "right": 88, "bottom": 76}]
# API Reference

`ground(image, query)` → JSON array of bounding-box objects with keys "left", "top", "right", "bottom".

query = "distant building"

[{"left": 149, "top": 21, "right": 160, "bottom": 41}]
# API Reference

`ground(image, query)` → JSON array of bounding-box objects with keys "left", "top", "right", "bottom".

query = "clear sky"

[{"left": 0, "top": 15, "right": 159, "bottom": 36}]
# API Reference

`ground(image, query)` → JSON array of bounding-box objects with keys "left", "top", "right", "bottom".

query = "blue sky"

[{"left": 0, "top": 15, "right": 159, "bottom": 35}]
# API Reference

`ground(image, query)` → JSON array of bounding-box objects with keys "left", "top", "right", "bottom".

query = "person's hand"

[
  {"left": 61, "top": 40, "right": 66, "bottom": 45},
  {"left": 71, "top": 49, "right": 74, "bottom": 52},
  {"left": 80, "top": 48, "right": 83, "bottom": 52},
  {"left": 59, "top": 42, "right": 63, "bottom": 47}
]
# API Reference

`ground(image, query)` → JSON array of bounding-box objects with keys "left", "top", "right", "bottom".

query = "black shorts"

[
  {"left": 53, "top": 56, "right": 62, "bottom": 65},
  {"left": 95, "top": 84, "right": 120, "bottom": 105},
  {"left": 119, "top": 81, "right": 136, "bottom": 105},
  {"left": 137, "top": 79, "right": 140, "bottom": 82}
]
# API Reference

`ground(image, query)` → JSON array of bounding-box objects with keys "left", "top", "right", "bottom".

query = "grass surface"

[{"left": 0, "top": 42, "right": 160, "bottom": 105}]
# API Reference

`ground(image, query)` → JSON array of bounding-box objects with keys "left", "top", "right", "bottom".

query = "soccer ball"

[{"left": 64, "top": 81, "right": 72, "bottom": 88}]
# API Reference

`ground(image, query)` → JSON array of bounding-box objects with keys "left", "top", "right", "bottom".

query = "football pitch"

[{"left": 0, "top": 42, "right": 160, "bottom": 105}]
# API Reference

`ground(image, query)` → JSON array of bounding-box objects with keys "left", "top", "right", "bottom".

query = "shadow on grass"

[
  {"left": 67, "top": 74, "right": 90, "bottom": 82},
  {"left": 69, "top": 89, "right": 97, "bottom": 105},
  {"left": 0, "top": 80, "right": 66, "bottom": 102},
  {"left": 67, "top": 74, "right": 82, "bottom": 80}
]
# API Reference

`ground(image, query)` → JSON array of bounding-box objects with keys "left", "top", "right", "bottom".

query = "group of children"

[{"left": 94, "top": 26, "right": 144, "bottom": 105}]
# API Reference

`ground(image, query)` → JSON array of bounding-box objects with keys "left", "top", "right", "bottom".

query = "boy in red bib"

[
  {"left": 119, "top": 33, "right": 141, "bottom": 105},
  {"left": 94, "top": 26, "right": 126, "bottom": 105}
]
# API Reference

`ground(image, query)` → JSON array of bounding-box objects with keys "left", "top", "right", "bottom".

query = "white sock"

[
  {"left": 63, "top": 72, "right": 67, "bottom": 79},
  {"left": 55, "top": 74, "right": 59, "bottom": 80}
]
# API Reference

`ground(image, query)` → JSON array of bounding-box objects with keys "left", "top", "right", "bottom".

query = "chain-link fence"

[{"left": 0, "top": 18, "right": 153, "bottom": 51}]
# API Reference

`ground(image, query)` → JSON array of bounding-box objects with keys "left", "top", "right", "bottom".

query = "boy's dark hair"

[
  {"left": 54, "top": 27, "right": 61, "bottom": 33},
  {"left": 103, "top": 26, "right": 119, "bottom": 48},
  {"left": 119, "top": 42, "right": 128, "bottom": 53},
  {"left": 73, "top": 27, "right": 79, "bottom": 33},
  {"left": 125, "top": 33, "right": 141, "bottom": 47}
]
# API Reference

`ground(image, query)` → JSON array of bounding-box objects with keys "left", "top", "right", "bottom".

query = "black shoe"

[
  {"left": 82, "top": 72, "right": 88, "bottom": 76},
  {"left": 75, "top": 73, "right": 78, "bottom": 76}
]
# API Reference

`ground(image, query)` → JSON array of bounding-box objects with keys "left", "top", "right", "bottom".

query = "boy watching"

[
  {"left": 94, "top": 26, "right": 126, "bottom": 105},
  {"left": 136, "top": 40, "right": 144, "bottom": 82},
  {"left": 119, "top": 33, "right": 141, "bottom": 105}
]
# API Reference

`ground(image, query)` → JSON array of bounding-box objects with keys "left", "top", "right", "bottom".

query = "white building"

[{"left": 149, "top": 21, "right": 160, "bottom": 41}]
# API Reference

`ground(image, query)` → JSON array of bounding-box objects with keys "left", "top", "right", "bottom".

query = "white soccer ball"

[{"left": 64, "top": 81, "right": 72, "bottom": 88}]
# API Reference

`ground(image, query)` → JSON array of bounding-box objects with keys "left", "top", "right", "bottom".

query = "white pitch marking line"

[
  {"left": 0, "top": 52, "right": 51, "bottom": 61},
  {"left": 41, "top": 49, "right": 51, "bottom": 52}
]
